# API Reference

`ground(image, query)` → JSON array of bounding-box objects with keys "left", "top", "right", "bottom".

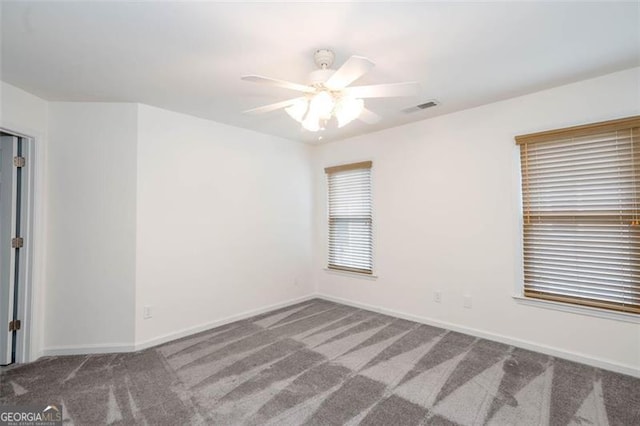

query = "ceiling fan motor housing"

[
  {"left": 310, "top": 49, "right": 336, "bottom": 87},
  {"left": 314, "top": 49, "right": 335, "bottom": 69},
  {"left": 242, "top": 47, "right": 418, "bottom": 131},
  {"left": 309, "top": 69, "right": 335, "bottom": 87}
]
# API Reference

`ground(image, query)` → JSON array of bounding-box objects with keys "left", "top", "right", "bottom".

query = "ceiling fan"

[{"left": 241, "top": 49, "right": 420, "bottom": 132}]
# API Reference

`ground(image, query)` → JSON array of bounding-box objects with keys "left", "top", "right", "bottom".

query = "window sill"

[
  {"left": 513, "top": 295, "right": 639, "bottom": 324},
  {"left": 324, "top": 268, "right": 378, "bottom": 280}
]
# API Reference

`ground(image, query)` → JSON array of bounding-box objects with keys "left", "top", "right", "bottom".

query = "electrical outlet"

[
  {"left": 143, "top": 305, "right": 153, "bottom": 319},
  {"left": 463, "top": 295, "right": 472, "bottom": 309},
  {"left": 434, "top": 291, "right": 442, "bottom": 303}
]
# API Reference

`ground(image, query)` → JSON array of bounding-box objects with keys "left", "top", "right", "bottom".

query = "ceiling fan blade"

[
  {"left": 243, "top": 97, "right": 304, "bottom": 114},
  {"left": 325, "top": 56, "right": 375, "bottom": 90},
  {"left": 344, "top": 82, "right": 420, "bottom": 98},
  {"left": 358, "top": 108, "right": 381, "bottom": 124},
  {"left": 241, "top": 75, "right": 315, "bottom": 93}
]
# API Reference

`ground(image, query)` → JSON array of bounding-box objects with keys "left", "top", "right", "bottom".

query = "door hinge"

[
  {"left": 11, "top": 237, "right": 24, "bottom": 249},
  {"left": 9, "top": 320, "right": 21, "bottom": 332},
  {"left": 13, "top": 156, "right": 25, "bottom": 168}
]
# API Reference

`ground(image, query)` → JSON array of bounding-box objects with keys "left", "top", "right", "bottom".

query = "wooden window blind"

[
  {"left": 325, "top": 161, "right": 373, "bottom": 274},
  {"left": 516, "top": 116, "right": 640, "bottom": 314}
]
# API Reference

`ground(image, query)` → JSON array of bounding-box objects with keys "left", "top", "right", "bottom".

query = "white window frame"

[
  {"left": 513, "top": 117, "right": 640, "bottom": 323},
  {"left": 324, "top": 161, "right": 376, "bottom": 278}
]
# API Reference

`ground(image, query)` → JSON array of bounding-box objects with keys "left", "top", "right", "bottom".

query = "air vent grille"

[
  {"left": 403, "top": 100, "right": 439, "bottom": 113},
  {"left": 417, "top": 101, "right": 438, "bottom": 109}
]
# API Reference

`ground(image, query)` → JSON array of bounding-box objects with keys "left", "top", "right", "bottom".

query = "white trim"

[
  {"left": 0, "top": 128, "right": 38, "bottom": 364},
  {"left": 40, "top": 294, "right": 317, "bottom": 356},
  {"left": 513, "top": 295, "right": 639, "bottom": 324},
  {"left": 36, "top": 291, "right": 640, "bottom": 377},
  {"left": 316, "top": 293, "right": 640, "bottom": 378},
  {"left": 323, "top": 268, "right": 378, "bottom": 280},
  {"left": 18, "top": 134, "right": 36, "bottom": 364},
  {"left": 135, "top": 294, "right": 316, "bottom": 351},
  {"left": 511, "top": 139, "right": 638, "bottom": 324},
  {"left": 42, "top": 343, "right": 135, "bottom": 357},
  {"left": 0, "top": 116, "right": 47, "bottom": 364},
  {"left": 323, "top": 158, "right": 377, "bottom": 278}
]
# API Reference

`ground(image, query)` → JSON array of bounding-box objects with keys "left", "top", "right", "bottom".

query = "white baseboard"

[
  {"left": 42, "top": 343, "right": 135, "bottom": 357},
  {"left": 40, "top": 294, "right": 316, "bottom": 358},
  {"left": 38, "top": 292, "right": 639, "bottom": 378},
  {"left": 317, "top": 293, "right": 640, "bottom": 378},
  {"left": 134, "top": 294, "right": 316, "bottom": 351}
]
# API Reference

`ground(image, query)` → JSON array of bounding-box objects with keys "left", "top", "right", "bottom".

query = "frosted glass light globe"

[
  {"left": 302, "top": 113, "right": 320, "bottom": 132},
  {"left": 335, "top": 97, "right": 364, "bottom": 128},
  {"left": 285, "top": 99, "right": 308, "bottom": 123},
  {"left": 309, "top": 91, "right": 335, "bottom": 120}
]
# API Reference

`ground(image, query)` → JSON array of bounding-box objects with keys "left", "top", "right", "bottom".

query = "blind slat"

[
  {"left": 519, "top": 119, "right": 640, "bottom": 314},
  {"left": 327, "top": 163, "right": 373, "bottom": 274}
]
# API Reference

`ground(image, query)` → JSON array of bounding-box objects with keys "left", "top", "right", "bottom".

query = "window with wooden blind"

[
  {"left": 516, "top": 116, "right": 640, "bottom": 314},
  {"left": 325, "top": 161, "right": 373, "bottom": 275}
]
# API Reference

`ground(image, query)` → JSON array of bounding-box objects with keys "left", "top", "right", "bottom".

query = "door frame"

[{"left": 1, "top": 127, "right": 36, "bottom": 363}]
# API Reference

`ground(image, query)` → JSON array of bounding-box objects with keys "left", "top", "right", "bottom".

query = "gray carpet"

[{"left": 1, "top": 299, "right": 638, "bottom": 425}]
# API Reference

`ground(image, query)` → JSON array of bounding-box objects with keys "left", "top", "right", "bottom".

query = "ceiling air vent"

[{"left": 403, "top": 100, "right": 439, "bottom": 113}]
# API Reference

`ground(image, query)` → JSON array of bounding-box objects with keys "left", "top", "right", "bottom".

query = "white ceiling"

[{"left": 1, "top": 1, "right": 639, "bottom": 144}]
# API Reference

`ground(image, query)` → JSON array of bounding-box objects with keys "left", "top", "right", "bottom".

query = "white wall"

[
  {"left": 134, "top": 105, "right": 313, "bottom": 346},
  {"left": 3, "top": 95, "right": 314, "bottom": 356},
  {"left": 312, "top": 67, "right": 640, "bottom": 375},
  {"left": 46, "top": 102, "right": 138, "bottom": 351},
  {"left": 0, "top": 82, "right": 48, "bottom": 137},
  {"left": 3, "top": 66, "right": 638, "bottom": 375},
  {"left": 0, "top": 82, "right": 48, "bottom": 360}
]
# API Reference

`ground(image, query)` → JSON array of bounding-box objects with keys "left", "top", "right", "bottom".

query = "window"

[
  {"left": 517, "top": 116, "right": 639, "bottom": 314},
  {"left": 325, "top": 161, "right": 373, "bottom": 275}
]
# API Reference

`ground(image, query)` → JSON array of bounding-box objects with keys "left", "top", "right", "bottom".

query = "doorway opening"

[{"left": 1, "top": 129, "right": 33, "bottom": 365}]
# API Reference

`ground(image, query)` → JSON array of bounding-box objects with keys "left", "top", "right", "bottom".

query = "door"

[{"left": 0, "top": 134, "right": 21, "bottom": 365}]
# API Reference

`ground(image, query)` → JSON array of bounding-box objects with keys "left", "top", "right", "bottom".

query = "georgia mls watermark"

[{"left": 0, "top": 405, "right": 62, "bottom": 426}]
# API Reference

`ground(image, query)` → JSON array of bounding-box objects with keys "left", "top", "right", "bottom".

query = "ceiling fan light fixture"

[
  {"left": 302, "top": 113, "right": 320, "bottom": 132},
  {"left": 242, "top": 49, "right": 419, "bottom": 133},
  {"left": 291, "top": 93, "right": 364, "bottom": 131},
  {"left": 309, "top": 90, "right": 335, "bottom": 120},
  {"left": 335, "top": 97, "right": 364, "bottom": 128},
  {"left": 285, "top": 98, "right": 308, "bottom": 123}
]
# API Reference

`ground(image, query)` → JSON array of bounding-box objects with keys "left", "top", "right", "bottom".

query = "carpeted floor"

[{"left": 1, "top": 299, "right": 638, "bottom": 425}]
